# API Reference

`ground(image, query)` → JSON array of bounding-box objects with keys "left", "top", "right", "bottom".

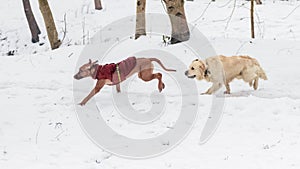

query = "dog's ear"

[
  {"left": 89, "top": 59, "right": 92, "bottom": 64},
  {"left": 92, "top": 60, "right": 98, "bottom": 65},
  {"left": 199, "top": 62, "right": 205, "bottom": 70}
]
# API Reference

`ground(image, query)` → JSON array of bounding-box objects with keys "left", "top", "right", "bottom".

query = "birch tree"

[
  {"left": 38, "top": 0, "right": 61, "bottom": 49},
  {"left": 135, "top": 0, "right": 146, "bottom": 39},
  {"left": 163, "top": 0, "right": 190, "bottom": 44}
]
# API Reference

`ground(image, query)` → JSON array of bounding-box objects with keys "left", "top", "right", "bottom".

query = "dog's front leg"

[
  {"left": 224, "top": 83, "right": 231, "bottom": 94},
  {"left": 79, "top": 80, "right": 106, "bottom": 106},
  {"left": 204, "top": 83, "right": 222, "bottom": 94},
  {"left": 116, "top": 83, "right": 121, "bottom": 93}
]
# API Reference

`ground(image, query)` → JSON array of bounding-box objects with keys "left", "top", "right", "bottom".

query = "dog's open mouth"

[
  {"left": 184, "top": 70, "right": 196, "bottom": 79},
  {"left": 187, "top": 75, "right": 196, "bottom": 79}
]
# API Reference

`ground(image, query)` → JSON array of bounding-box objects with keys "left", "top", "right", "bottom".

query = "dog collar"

[
  {"left": 116, "top": 65, "right": 122, "bottom": 83},
  {"left": 91, "top": 64, "right": 100, "bottom": 79},
  {"left": 204, "top": 61, "right": 210, "bottom": 77},
  {"left": 204, "top": 69, "right": 210, "bottom": 77}
]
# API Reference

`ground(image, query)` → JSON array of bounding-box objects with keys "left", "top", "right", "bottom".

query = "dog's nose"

[
  {"left": 184, "top": 70, "right": 188, "bottom": 76},
  {"left": 74, "top": 75, "right": 79, "bottom": 79}
]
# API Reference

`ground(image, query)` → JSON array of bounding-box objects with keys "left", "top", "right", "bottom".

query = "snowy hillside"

[{"left": 1, "top": 0, "right": 300, "bottom": 169}]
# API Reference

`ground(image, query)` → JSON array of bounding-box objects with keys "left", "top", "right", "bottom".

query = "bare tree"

[
  {"left": 22, "top": 0, "right": 41, "bottom": 43},
  {"left": 38, "top": 0, "right": 61, "bottom": 49},
  {"left": 135, "top": 0, "right": 146, "bottom": 39},
  {"left": 250, "top": 0, "right": 255, "bottom": 38},
  {"left": 163, "top": 0, "right": 190, "bottom": 44},
  {"left": 246, "top": 0, "right": 262, "bottom": 5},
  {"left": 94, "top": 0, "right": 103, "bottom": 10}
]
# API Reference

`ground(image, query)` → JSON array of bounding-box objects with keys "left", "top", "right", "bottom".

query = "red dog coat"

[{"left": 92, "top": 57, "right": 137, "bottom": 85}]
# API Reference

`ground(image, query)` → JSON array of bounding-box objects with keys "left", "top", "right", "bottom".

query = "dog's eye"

[{"left": 191, "top": 67, "right": 194, "bottom": 70}]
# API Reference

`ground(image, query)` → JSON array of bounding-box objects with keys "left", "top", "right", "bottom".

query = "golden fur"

[{"left": 185, "top": 55, "right": 267, "bottom": 94}]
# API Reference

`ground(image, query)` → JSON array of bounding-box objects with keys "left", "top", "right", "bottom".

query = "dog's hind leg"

[
  {"left": 138, "top": 68, "right": 165, "bottom": 92},
  {"left": 153, "top": 73, "right": 165, "bottom": 92},
  {"left": 253, "top": 77, "right": 259, "bottom": 90},
  {"left": 249, "top": 81, "right": 253, "bottom": 87},
  {"left": 224, "top": 83, "right": 231, "bottom": 94}
]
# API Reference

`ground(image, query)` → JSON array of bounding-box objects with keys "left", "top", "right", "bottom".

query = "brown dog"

[
  {"left": 74, "top": 57, "right": 176, "bottom": 106},
  {"left": 185, "top": 55, "right": 267, "bottom": 94}
]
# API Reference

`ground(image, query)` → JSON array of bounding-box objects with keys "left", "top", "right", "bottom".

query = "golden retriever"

[{"left": 185, "top": 55, "right": 267, "bottom": 94}]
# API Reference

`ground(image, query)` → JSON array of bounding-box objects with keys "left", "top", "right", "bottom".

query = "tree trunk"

[
  {"left": 22, "top": 0, "right": 41, "bottom": 43},
  {"left": 38, "top": 0, "right": 61, "bottom": 49},
  {"left": 250, "top": 0, "right": 255, "bottom": 38},
  {"left": 255, "top": 0, "right": 262, "bottom": 5},
  {"left": 135, "top": 0, "right": 146, "bottom": 39},
  {"left": 163, "top": 0, "right": 190, "bottom": 44},
  {"left": 94, "top": 0, "right": 103, "bottom": 10}
]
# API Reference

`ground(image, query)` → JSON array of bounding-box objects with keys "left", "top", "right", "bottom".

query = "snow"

[
  {"left": 1, "top": 0, "right": 300, "bottom": 56},
  {"left": 1, "top": 0, "right": 300, "bottom": 169}
]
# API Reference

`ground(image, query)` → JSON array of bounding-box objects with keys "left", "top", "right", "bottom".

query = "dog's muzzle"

[
  {"left": 185, "top": 70, "right": 196, "bottom": 79},
  {"left": 73, "top": 74, "right": 81, "bottom": 80}
]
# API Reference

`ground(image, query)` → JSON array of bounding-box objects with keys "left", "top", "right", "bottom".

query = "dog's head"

[
  {"left": 74, "top": 59, "right": 98, "bottom": 80},
  {"left": 185, "top": 59, "right": 206, "bottom": 80}
]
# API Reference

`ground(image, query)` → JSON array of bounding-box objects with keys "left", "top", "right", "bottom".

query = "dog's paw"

[
  {"left": 78, "top": 102, "right": 86, "bottom": 106},
  {"left": 158, "top": 83, "right": 165, "bottom": 92},
  {"left": 224, "top": 91, "right": 230, "bottom": 94},
  {"left": 201, "top": 91, "right": 212, "bottom": 95}
]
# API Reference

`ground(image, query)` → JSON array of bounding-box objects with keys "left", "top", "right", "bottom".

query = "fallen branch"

[
  {"left": 225, "top": 0, "right": 237, "bottom": 30},
  {"left": 61, "top": 13, "right": 67, "bottom": 44},
  {"left": 191, "top": 1, "right": 212, "bottom": 31},
  {"left": 35, "top": 123, "right": 41, "bottom": 145},
  {"left": 193, "top": 1, "right": 212, "bottom": 24},
  {"left": 67, "top": 52, "right": 73, "bottom": 58}
]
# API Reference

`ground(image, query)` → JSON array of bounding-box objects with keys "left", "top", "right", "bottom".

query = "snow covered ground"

[{"left": 1, "top": 0, "right": 300, "bottom": 169}]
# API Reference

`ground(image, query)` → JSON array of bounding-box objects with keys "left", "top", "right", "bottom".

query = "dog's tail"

[
  {"left": 253, "top": 60, "right": 267, "bottom": 80},
  {"left": 149, "top": 58, "right": 176, "bottom": 72},
  {"left": 250, "top": 57, "right": 267, "bottom": 80},
  {"left": 257, "top": 66, "right": 268, "bottom": 80}
]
